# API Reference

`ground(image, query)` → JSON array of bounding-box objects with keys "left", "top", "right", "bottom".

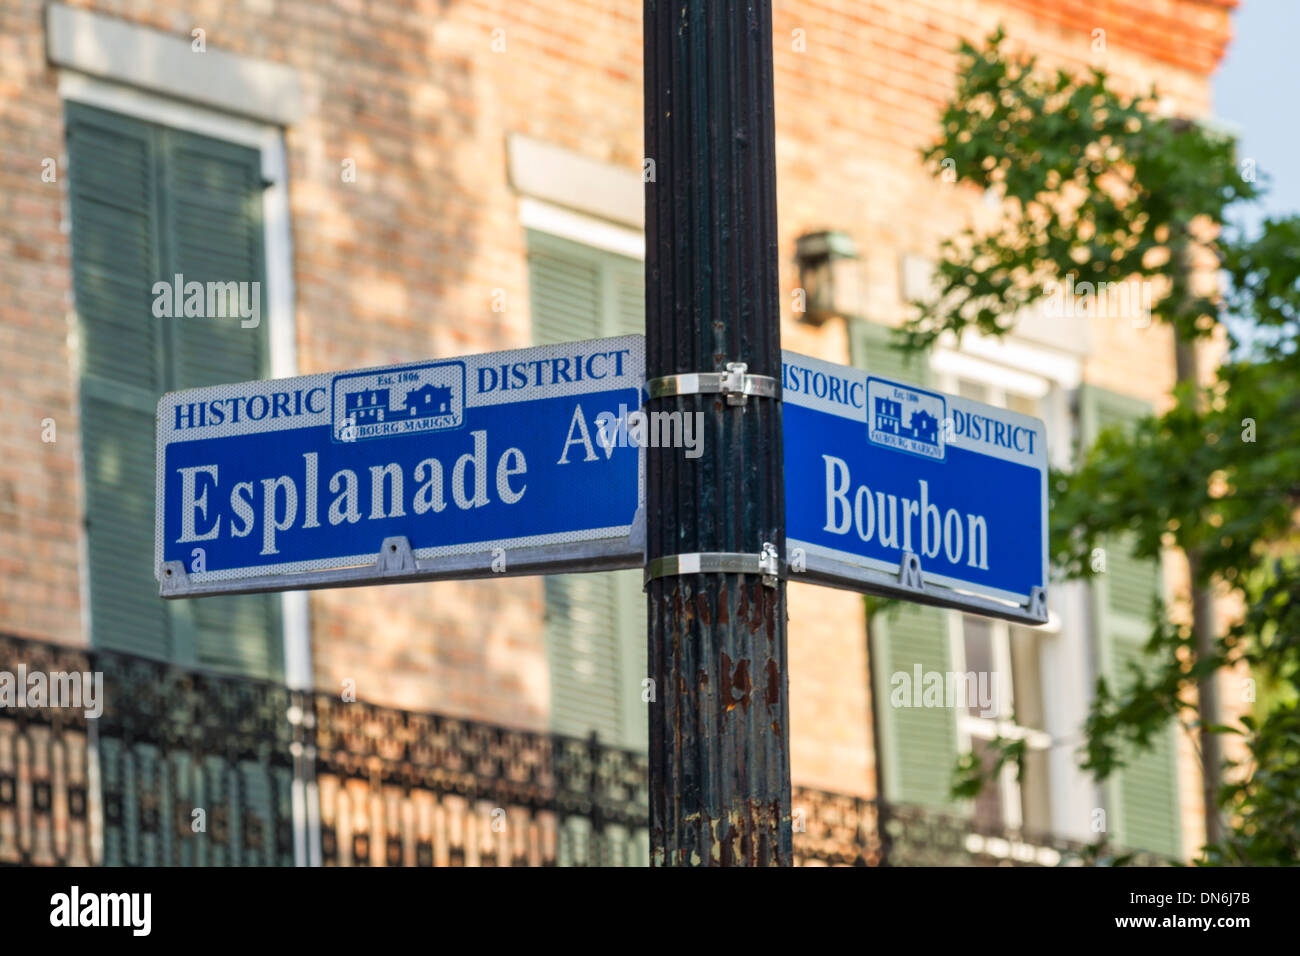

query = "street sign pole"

[{"left": 644, "top": 0, "right": 792, "bottom": 865}]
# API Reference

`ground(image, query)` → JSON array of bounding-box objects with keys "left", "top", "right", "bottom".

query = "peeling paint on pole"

[{"left": 644, "top": 0, "right": 792, "bottom": 866}]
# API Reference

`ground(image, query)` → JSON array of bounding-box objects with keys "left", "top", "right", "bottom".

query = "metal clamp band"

[
  {"left": 645, "top": 542, "right": 781, "bottom": 588},
  {"left": 645, "top": 362, "right": 777, "bottom": 406}
]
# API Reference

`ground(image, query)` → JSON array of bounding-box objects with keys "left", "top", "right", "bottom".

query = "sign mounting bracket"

[
  {"left": 645, "top": 542, "right": 781, "bottom": 589},
  {"left": 646, "top": 362, "right": 777, "bottom": 406}
]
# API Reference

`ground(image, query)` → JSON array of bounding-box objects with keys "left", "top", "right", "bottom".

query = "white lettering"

[
  {"left": 823, "top": 455, "right": 851, "bottom": 533},
  {"left": 177, "top": 465, "right": 220, "bottom": 543}
]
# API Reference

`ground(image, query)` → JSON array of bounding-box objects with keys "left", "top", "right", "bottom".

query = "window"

[
  {"left": 527, "top": 229, "right": 646, "bottom": 751},
  {"left": 940, "top": 365, "right": 1054, "bottom": 831},
  {"left": 66, "top": 101, "right": 282, "bottom": 678},
  {"left": 954, "top": 614, "right": 1052, "bottom": 832}
]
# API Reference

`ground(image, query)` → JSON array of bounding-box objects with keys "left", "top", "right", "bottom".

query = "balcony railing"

[{"left": 0, "top": 633, "right": 1167, "bottom": 867}]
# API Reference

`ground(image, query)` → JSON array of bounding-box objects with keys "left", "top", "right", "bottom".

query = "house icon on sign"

[
  {"left": 401, "top": 384, "right": 453, "bottom": 418},
  {"left": 344, "top": 388, "right": 389, "bottom": 423}
]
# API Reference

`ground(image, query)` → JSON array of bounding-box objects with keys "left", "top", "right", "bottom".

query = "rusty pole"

[{"left": 643, "top": 0, "right": 792, "bottom": 865}]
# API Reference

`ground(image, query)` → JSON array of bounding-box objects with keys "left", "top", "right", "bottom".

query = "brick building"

[{"left": 0, "top": 0, "right": 1238, "bottom": 865}]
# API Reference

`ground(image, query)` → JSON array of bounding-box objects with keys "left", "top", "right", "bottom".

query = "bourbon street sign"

[
  {"left": 155, "top": 336, "right": 644, "bottom": 597},
  {"left": 781, "top": 351, "right": 1050, "bottom": 625}
]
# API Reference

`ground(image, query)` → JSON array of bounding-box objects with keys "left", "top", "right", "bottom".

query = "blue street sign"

[
  {"left": 156, "top": 336, "right": 644, "bottom": 597},
  {"left": 782, "top": 351, "right": 1049, "bottom": 624}
]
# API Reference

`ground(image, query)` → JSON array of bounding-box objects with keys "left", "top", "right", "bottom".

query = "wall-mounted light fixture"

[{"left": 794, "top": 230, "right": 861, "bottom": 326}]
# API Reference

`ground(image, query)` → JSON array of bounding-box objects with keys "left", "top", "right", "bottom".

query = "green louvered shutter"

[
  {"left": 871, "top": 605, "right": 957, "bottom": 806},
  {"left": 606, "top": 250, "right": 648, "bottom": 748},
  {"left": 67, "top": 104, "right": 172, "bottom": 659},
  {"left": 67, "top": 104, "right": 281, "bottom": 680},
  {"left": 160, "top": 126, "right": 282, "bottom": 679},
  {"left": 850, "top": 321, "right": 956, "bottom": 805},
  {"left": 529, "top": 230, "right": 647, "bottom": 750},
  {"left": 529, "top": 231, "right": 605, "bottom": 343},
  {"left": 848, "top": 318, "right": 931, "bottom": 387},
  {"left": 1079, "top": 384, "right": 1181, "bottom": 857}
]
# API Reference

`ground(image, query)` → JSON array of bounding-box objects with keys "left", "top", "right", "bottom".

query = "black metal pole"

[{"left": 644, "top": 0, "right": 791, "bottom": 866}]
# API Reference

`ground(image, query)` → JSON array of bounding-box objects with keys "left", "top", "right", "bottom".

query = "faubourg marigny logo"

[
  {"left": 867, "top": 378, "right": 946, "bottom": 461},
  {"left": 331, "top": 361, "right": 466, "bottom": 443}
]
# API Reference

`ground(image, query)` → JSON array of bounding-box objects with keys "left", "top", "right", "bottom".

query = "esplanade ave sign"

[{"left": 155, "top": 337, "right": 645, "bottom": 597}]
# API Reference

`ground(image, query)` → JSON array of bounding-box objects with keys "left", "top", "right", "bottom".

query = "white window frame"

[
  {"left": 937, "top": 349, "right": 1053, "bottom": 832},
  {"left": 950, "top": 613, "right": 1052, "bottom": 831},
  {"left": 519, "top": 197, "right": 645, "bottom": 261}
]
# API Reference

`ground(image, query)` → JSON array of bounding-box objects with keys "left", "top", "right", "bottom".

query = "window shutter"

[
  {"left": 614, "top": 566, "right": 648, "bottom": 749},
  {"left": 544, "top": 574, "right": 623, "bottom": 740},
  {"left": 66, "top": 104, "right": 281, "bottom": 679},
  {"left": 528, "top": 230, "right": 646, "bottom": 749},
  {"left": 850, "top": 320, "right": 955, "bottom": 805},
  {"left": 607, "top": 253, "right": 645, "bottom": 336},
  {"left": 605, "top": 236, "right": 649, "bottom": 747},
  {"left": 870, "top": 605, "right": 958, "bottom": 807},
  {"left": 528, "top": 230, "right": 605, "bottom": 345},
  {"left": 160, "top": 127, "right": 282, "bottom": 680},
  {"left": 1079, "top": 383, "right": 1181, "bottom": 857},
  {"left": 66, "top": 104, "right": 172, "bottom": 660},
  {"left": 848, "top": 318, "right": 931, "bottom": 387},
  {"left": 160, "top": 128, "right": 269, "bottom": 389}
]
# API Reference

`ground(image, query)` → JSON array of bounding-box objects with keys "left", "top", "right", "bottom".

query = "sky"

[{"left": 1212, "top": 0, "right": 1300, "bottom": 234}]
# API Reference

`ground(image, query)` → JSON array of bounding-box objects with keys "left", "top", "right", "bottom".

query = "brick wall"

[
  {"left": 0, "top": 0, "right": 1234, "bottom": 841},
  {"left": 0, "top": 0, "right": 84, "bottom": 643}
]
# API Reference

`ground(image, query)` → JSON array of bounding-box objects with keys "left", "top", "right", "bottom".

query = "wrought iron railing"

[
  {"left": 94, "top": 649, "right": 299, "bottom": 866},
  {"left": 0, "top": 633, "right": 1167, "bottom": 866},
  {"left": 312, "top": 695, "right": 649, "bottom": 866},
  {"left": 0, "top": 635, "right": 94, "bottom": 865}
]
